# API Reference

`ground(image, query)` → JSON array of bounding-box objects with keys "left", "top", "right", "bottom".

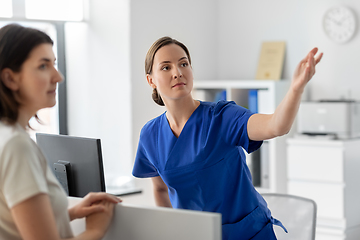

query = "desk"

[{"left": 68, "top": 197, "right": 222, "bottom": 240}]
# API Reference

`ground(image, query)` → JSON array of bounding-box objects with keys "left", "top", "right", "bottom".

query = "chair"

[{"left": 262, "top": 193, "right": 317, "bottom": 240}]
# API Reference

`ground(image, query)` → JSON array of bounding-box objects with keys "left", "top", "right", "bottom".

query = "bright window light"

[
  {"left": 0, "top": 0, "right": 13, "bottom": 18},
  {"left": 25, "top": 0, "right": 83, "bottom": 21}
]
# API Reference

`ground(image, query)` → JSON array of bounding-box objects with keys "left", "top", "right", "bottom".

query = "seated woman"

[{"left": 0, "top": 23, "right": 121, "bottom": 240}]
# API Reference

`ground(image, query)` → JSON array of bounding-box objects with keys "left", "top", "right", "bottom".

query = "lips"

[{"left": 172, "top": 82, "right": 186, "bottom": 88}]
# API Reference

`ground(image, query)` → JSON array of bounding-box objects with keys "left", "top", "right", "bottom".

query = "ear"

[
  {"left": 146, "top": 74, "right": 157, "bottom": 89},
  {"left": 1, "top": 68, "right": 20, "bottom": 91}
]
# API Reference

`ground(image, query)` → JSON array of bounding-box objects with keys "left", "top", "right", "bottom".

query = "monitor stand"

[{"left": 53, "top": 160, "right": 71, "bottom": 195}]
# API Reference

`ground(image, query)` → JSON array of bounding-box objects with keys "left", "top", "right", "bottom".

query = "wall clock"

[{"left": 323, "top": 6, "right": 357, "bottom": 44}]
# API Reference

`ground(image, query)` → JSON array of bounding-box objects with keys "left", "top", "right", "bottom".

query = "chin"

[{"left": 46, "top": 101, "right": 57, "bottom": 108}]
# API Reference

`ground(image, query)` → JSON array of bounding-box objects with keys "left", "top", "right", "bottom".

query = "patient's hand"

[
  {"left": 85, "top": 200, "right": 116, "bottom": 239},
  {"left": 291, "top": 48, "right": 323, "bottom": 94},
  {"left": 68, "top": 192, "right": 121, "bottom": 221}
]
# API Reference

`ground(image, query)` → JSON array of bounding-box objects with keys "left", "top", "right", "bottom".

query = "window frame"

[{"left": 0, "top": 0, "right": 88, "bottom": 135}]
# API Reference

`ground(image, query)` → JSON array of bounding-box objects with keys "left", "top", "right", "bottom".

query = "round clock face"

[{"left": 323, "top": 6, "right": 357, "bottom": 43}]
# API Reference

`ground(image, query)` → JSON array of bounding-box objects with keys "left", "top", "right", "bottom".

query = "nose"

[
  {"left": 53, "top": 67, "right": 64, "bottom": 83},
  {"left": 173, "top": 67, "right": 183, "bottom": 79}
]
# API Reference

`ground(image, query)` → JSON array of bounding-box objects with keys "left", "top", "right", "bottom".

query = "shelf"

[{"left": 194, "top": 79, "right": 288, "bottom": 90}]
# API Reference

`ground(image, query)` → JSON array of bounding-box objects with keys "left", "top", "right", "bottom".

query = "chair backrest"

[{"left": 262, "top": 193, "right": 317, "bottom": 240}]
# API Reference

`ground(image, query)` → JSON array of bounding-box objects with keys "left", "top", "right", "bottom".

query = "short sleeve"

[
  {"left": 0, "top": 135, "right": 48, "bottom": 208},
  {"left": 215, "top": 101, "right": 262, "bottom": 153},
  {"left": 132, "top": 129, "right": 159, "bottom": 178}
]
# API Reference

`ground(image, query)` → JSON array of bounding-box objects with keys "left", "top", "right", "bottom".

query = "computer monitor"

[{"left": 36, "top": 133, "right": 106, "bottom": 197}]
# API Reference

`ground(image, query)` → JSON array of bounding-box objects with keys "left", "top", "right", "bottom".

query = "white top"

[{"left": 0, "top": 122, "right": 73, "bottom": 239}]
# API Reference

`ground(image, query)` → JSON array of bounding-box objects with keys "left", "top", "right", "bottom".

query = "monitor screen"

[{"left": 36, "top": 133, "right": 106, "bottom": 197}]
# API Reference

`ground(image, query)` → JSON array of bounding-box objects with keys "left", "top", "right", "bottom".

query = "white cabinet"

[
  {"left": 193, "top": 80, "right": 291, "bottom": 193},
  {"left": 287, "top": 138, "right": 360, "bottom": 240}
]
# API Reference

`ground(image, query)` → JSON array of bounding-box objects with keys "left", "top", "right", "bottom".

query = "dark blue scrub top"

[{"left": 133, "top": 100, "right": 280, "bottom": 239}]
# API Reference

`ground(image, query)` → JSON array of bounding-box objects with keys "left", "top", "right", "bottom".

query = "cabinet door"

[
  {"left": 288, "top": 181, "right": 344, "bottom": 219},
  {"left": 287, "top": 145, "right": 344, "bottom": 182}
]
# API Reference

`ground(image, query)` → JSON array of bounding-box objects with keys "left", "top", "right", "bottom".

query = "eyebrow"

[
  {"left": 39, "top": 57, "right": 56, "bottom": 63},
  {"left": 158, "top": 57, "right": 188, "bottom": 65}
]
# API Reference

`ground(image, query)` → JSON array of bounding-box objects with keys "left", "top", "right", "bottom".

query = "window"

[
  {"left": 25, "top": 0, "right": 84, "bottom": 21},
  {"left": 0, "top": 0, "right": 13, "bottom": 18},
  {"left": 1, "top": 0, "right": 85, "bottom": 138}
]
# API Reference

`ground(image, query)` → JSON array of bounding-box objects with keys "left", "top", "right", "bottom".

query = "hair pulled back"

[
  {"left": 145, "top": 36, "right": 191, "bottom": 106},
  {"left": 0, "top": 24, "right": 53, "bottom": 124}
]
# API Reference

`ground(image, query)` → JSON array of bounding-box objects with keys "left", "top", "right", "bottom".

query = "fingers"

[
  {"left": 315, "top": 52, "right": 323, "bottom": 64},
  {"left": 103, "top": 200, "right": 116, "bottom": 213},
  {"left": 309, "top": 47, "right": 318, "bottom": 56},
  {"left": 83, "top": 204, "right": 106, "bottom": 215},
  {"left": 304, "top": 48, "right": 322, "bottom": 74},
  {"left": 308, "top": 48, "right": 323, "bottom": 66},
  {"left": 93, "top": 200, "right": 115, "bottom": 216},
  {"left": 82, "top": 200, "right": 116, "bottom": 216},
  {"left": 85, "top": 192, "right": 122, "bottom": 205},
  {"left": 300, "top": 48, "right": 316, "bottom": 63},
  {"left": 301, "top": 47, "right": 322, "bottom": 65}
]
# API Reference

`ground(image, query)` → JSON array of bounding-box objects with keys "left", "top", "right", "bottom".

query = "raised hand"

[{"left": 291, "top": 48, "right": 323, "bottom": 93}]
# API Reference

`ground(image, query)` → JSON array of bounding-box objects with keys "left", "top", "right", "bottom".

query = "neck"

[
  {"left": 17, "top": 107, "right": 35, "bottom": 129},
  {"left": 164, "top": 96, "right": 200, "bottom": 128}
]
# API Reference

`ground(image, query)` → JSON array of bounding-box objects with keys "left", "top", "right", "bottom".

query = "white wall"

[
  {"left": 218, "top": 0, "right": 360, "bottom": 101},
  {"left": 65, "top": 0, "right": 132, "bottom": 185},
  {"left": 131, "top": 0, "right": 360, "bottom": 159},
  {"left": 130, "top": 0, "right": 219, "bottom": 160},
  {"left": 64, "top": 0, "right": 360, "bottom": 193}
]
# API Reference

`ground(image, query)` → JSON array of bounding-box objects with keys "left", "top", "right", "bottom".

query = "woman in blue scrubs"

[{"left": 133, "top": 37, "right": 322, "bottom": 239}]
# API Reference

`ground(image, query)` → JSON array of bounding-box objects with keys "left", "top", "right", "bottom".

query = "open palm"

[{"left": 292, "top": 48, "right": 323, "bottom": 93}]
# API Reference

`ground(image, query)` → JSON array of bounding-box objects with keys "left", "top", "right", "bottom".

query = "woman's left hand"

[
  {"left": 291, "top": 47, "right": 323, "bottom": 94},
  {"left": 68, "top": 192, "right": 122, "bottom": 221}
]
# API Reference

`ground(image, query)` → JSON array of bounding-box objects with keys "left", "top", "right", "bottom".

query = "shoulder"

[
  {"left": 0, "top": 122, "right": 31, "bottom": 152},
  {"left": 1, "top": 132, "right": 38, "bottom": 164},
  {"left": 0, "top": 123, "right": 45, "bottom": 177},
  {"left": 139, "top": 113, "right": 164, "bottom": 139},
  {"left": 201, "top": 100, "right": 250, "bottom": 115}
]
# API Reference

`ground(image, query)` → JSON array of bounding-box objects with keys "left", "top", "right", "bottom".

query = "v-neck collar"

[{"left": 163, "top": 101, "right": 202, "bottom": 139}]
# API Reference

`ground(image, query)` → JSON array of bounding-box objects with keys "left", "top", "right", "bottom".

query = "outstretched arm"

[{"left": 247, "top": 48, "right": 323, "bottom": 141}]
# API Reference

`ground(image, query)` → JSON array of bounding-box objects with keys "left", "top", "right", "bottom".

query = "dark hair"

[
  {"left": 145, "top": 36, "right": 192, "bottom": 106},
  {"left": 0, "top": 24, "right": 53, "bottom": 124}
]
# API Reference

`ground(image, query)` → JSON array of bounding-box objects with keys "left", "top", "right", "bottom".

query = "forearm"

[
  {"left": 152, "top": 176, "right": 172, "bottom": 207},
  {"left": 270, "top": 85, "right": 303, "bottom": 136},
  {"left": 154, "top": 189, "right": 172, "bottom": 207},
  {"left": 261, "top": 47, "right": 322, "bottom": 139}
]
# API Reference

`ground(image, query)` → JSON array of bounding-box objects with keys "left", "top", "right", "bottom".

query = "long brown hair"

[
  {"left": 145, "top": 36, "right": 192, "bottom": 106},
  {"left": 0, "top": 24, "right": 53, "bottom": 124}
]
